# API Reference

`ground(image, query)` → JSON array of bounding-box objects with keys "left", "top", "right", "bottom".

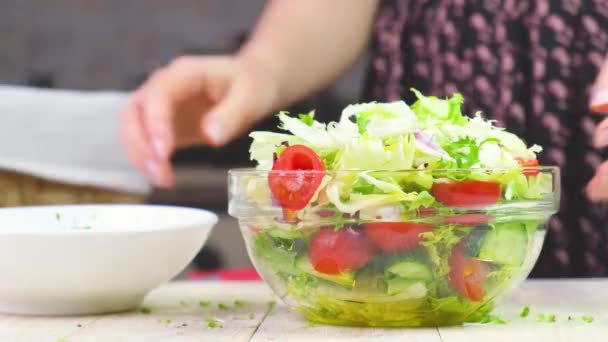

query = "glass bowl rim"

[{"left": 228, "top": 166, "right": 559, "bottom": 176}]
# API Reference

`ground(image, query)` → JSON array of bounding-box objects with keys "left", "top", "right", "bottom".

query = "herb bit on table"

[
  {"left": 480, "top": 315, "right": 507, "bottom": 324},
  {"left": 537, "top": 313, "right": 556, "bottom": 323},
  {"left": 519, "top": 306, "right": 530, "bottom": 318},
  {"left": 205, "top": 315, "right": 223, "bottom": 328}
]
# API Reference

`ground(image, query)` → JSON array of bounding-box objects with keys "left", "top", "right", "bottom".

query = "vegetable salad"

[{"left": 231, "top": 89, "right": 557, "bottom": 327}]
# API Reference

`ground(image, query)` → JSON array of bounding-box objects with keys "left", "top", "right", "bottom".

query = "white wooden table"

[{"left": 2, "top": 280, "right": 607, "bottom": 342}]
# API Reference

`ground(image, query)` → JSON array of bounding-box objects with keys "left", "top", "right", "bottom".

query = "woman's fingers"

[
  {"left": 588, "top": 57, "right": 608, "bottom": 201},
  {"left": 587, "top": 160, "right": 608, "bottom": 201},
  {"left": 120, "top": 94, "right": 174, "bottom": 187},
  {"left": 140, "top": 68, "right": 180, "bottom": 161},
  {"left": 593, "top": 117, "right": 608, "bottom": 148},
  {"left": 590, "top": 57, "right": 608, "bottom": 113},
  {"left": 202, "top": 76, "right": 255, "bottom": 146},
  {"left": 120, "top": 55, "right": 278, "bottom": 187}
]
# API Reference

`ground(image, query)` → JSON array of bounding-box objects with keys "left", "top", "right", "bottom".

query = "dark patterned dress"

[{"left": 363, "top": 0, "right": 608, "bottom": 277}]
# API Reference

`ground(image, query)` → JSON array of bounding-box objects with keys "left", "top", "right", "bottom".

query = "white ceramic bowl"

[{"left": 0, "top": 204, "right": 217, "bottom": 316}]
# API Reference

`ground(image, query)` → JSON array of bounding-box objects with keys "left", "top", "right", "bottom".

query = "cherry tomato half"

[
  {"left": 448, "top": 242, "right": 489, "bottom": 301},
  {"left": 364, "top": 222, "right": 432, "bottom": 253},
  {"left": 268, "top": 145, "right": 325, "bottom": 210},
  {"left": 308, "top": 227, "right": 375, "bottom": 274},
  {"left": 432, "top": 180, "right": 501, "bottom": 209},
  {"left": 515, "top": 157, "right": 540, "bottom": 177}
]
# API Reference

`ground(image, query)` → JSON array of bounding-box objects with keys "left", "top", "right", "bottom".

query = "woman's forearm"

[{"left": 239, "top": 0, "right": 379, "bottom": 110}]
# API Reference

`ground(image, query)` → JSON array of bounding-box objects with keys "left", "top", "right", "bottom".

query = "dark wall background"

[
  {"left": 0, "top": 0, "right": 370, "bottom": 270},
  {"left": 0, "top": 0, "right": 369, "bottom": 168}
]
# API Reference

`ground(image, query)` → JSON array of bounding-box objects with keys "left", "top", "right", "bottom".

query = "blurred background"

[{"left": 0, "top": 0, "right": 370, "bottom": 272}]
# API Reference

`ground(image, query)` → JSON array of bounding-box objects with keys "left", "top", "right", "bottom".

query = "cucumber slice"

[
  {"left": 385, "top": 278, "right": 427, "bottom": 296},
  {"left": 295, "top": 255, "right": 356, "bottom": 288},
  {"left": 384, "top": 260, "right": 432, "bottom": 296},
  {"left": 477, "top": 223, "right": 528, "bottom": 266},
  {"left": 464, "top": 224, "right": 491, "bottom": 257},
  {"left": 385, "top": 260, "right": 433, "bottom": 282}
]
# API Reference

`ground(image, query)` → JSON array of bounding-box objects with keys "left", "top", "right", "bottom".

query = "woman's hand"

[
  {"left": 120, "top": 0, "right": 378, "bottom": 188},
  {"left": 586, "top": 57, "right": 608, "bottom": 201},
  {"left": 120, "top": 55, "right": 279, "bottom": 188}
]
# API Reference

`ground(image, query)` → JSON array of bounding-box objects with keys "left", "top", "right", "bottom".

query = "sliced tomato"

[
  {"left": 308, "top": 227, "right": 375, "bottom": 274},
  {"left": 443, "top": 214, "right": 494, "bottom": 226},
  {"left": 364, "top": 222, "right": 432, "bottom": 253},
  {"left": 268, "top": 145, "right": 325, "bottom": 210},
  {"left": 448, "top": 242, "right": 489, "bottom": 301},
  {"left": 515, "top": 157, "right": 540, "bottom": 177},
  {"left": 432, "top": 180, "right": 501, "bottom": 209}
]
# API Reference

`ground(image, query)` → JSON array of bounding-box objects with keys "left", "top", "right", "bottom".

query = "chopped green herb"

[
  {"left": 80, "top": 226, "right": 91, "bottom": 230},
  {"left": 218, "top": 303, "right": 229, "bottom": 310},
  {"left": 520, "top": 306, "right": 530, "bottom": 318},
  {"left": 480, "top": 314, "right": 507, "bottom": 324},
  {"left": 57, "top": 339, "right": 68, "bottom": 342},
  {"left": 140, "top": 307, "right": 152, "bottom": 314},
  {"left": 234, "top": 299, "right": 246, "bottom": 307},
  {"left": 159, "top": 319, "right": 172, "bottom": 324},
  {"left": 267, "top": 300, "right": 277, "bottom": 309},
  {"left": 298, "top": 111, "right": 315, "bottom": 126},
  {"left": 180, "top": 300, "right": 189, "bottom": 307},
  {"left": 568, "top": 316, "right": 574, "bottom": 321},
  {"left": 582, "top": 315, "right": 594, "bottom": 323},
  {"left": 55, "top": 213, "right": 61, "bottom": 221},
  {"left": 537, "top": 313, "right": 556, "bottom": 323},
  {"left": 248, "top": 313, "right": 255, "bottom": 320},
  {"left": 199, "top": 300, "right": 211, "bottom": 308},
  {"left": 205, "top": 315, "right": 222, "bottom": 328}
]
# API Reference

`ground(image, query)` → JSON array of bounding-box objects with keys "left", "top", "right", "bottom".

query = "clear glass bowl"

[{"left": 228, "top": 168, "right": 559, "bottom": 327}]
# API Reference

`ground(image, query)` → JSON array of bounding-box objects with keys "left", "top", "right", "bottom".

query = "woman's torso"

[{"left": 364, "top": 0, "right": 608, "bottom": 277}]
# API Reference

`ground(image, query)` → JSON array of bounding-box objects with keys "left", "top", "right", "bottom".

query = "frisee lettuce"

[{"left": 247, "top": 89, "right": 548, "bottom": 216}]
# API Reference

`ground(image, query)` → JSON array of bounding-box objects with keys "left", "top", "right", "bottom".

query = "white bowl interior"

[
  {"left": 0, "top": 204, "right": 217, "bottom": 234},
  {"left": 0, "top": 204, "right": 218, "bottom": 315}
]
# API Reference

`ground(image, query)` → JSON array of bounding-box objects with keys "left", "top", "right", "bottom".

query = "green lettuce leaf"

[
  {"left": 420, "top": 225, "right": 467, "bottom": 296},
  {"left": 253, "top": 232, "right": 301, "bottom": 277},
  {"left": 340, "top": 101, "right": 418, "bottom": 135},
  {"left": 410, "top": 88, "right": 469, "bottom": 126},
  {"left": 504, "top": 173, "right": 553, "bottom": 200},
  {"left": 327, "top": 180, "right": 435, "bottom": 214},
  {"left": 326, "top": 181, "right": 410, "bottom": 214},
  {"left": 298, "top": 111, "right": 315, "bottom": 126},
  {"left": 249, "top": 131, "right": 306, "bottom": 169}
]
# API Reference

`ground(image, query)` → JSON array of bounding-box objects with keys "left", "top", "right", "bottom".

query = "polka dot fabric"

[{"left": 364, "top": 0, "right": 608, "bottom": 277}]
